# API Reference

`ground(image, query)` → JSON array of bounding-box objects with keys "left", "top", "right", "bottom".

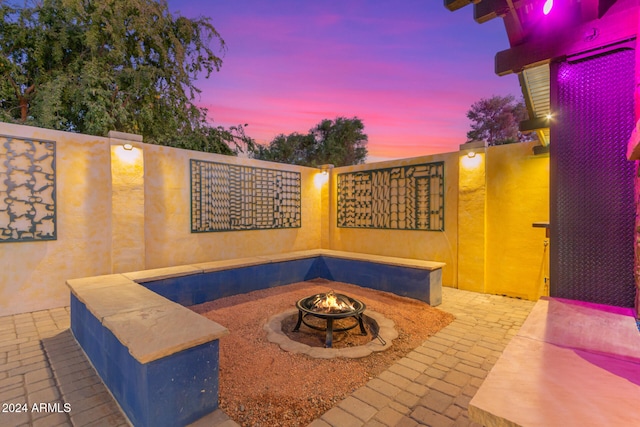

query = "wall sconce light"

[
  {"left": 318, "top": 164, "right": 334, "bottom": 175},
  {"left": 460, "top": 140, "right": 484, "bottom": 168},
  {"left": 315, "top": 164, "right": 333, "bottom": 188},
  {"left": 114, "top": 143, "right": 142, "bottom": 164}
]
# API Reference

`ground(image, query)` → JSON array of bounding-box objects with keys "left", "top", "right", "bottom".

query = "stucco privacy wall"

[
  {"left": 457, "top": 149, "right": 486, "bottom": 293},
  {"left": 1, "top": 122, "right": 550, "bottom": 316},
  {"left": 0, "top": 123, "right": 321, "bottom": 316},
  {"left": 142, "top": 144, "right": 322, "bottom": 268},
  {"left": 485, "top": 141, "right": 550, "bottom": 300},
  {"left": 328, "top": 153, "right": 460, "bottom": 288},
  {"left": 0, "top": 122, "right": 112, "bottom": 316},
  {"left": 456, "top": 140, "right": 550, "bottom": 299}
]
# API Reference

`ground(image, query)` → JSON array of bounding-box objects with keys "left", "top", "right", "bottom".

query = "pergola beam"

[
  {"left": 444, "top": 0, "right": 474, "bottom": 12},
  {"left": 474, "top": 0, "right": 509, "bottom": 23},
  {"left": 444, "top": 1, "right": 639, "bottom": 76},
  {"left": 495, "top": 6, "right": 639, "bottom": 75},
  {"left": 519, "top": 117, "right": 550, "bottom": 133}
]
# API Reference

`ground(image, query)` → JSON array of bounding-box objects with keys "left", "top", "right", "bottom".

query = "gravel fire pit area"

[{"left": 189, "top": 279, "right": 454, "bottom": 426}]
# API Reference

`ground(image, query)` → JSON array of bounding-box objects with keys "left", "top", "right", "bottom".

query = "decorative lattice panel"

[
  {"left": 551, "top": 48, "right": 636, "bottom": 307},
  {"left": 0, "top": 135, "right": 56, "bottom": 242},
  {"left": 190, "top": 160, "right": 301, "bottom": 232},
  {"left": 337, "top": 162, "right": 444, "bottom": 231}
]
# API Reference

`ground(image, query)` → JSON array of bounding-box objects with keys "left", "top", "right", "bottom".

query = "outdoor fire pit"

[{"left": 293, "top": 291, "right": 367, "bottom": 348}]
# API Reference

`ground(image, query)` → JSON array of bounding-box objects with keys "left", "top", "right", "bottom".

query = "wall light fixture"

[{"left": 314, "top": 164, "right": 333, "bottom": 188}]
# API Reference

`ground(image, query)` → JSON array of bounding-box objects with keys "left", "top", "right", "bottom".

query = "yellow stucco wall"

[
  {"left": 485, "top": 141, "right": 550, "bottom": 300},
  {"left": 111, "top": 142, "right": 146, "bottom": 273},
  {"left": 457, "top": 150, "right": 487, "bottom": 293},
  {"left": 320, "top": 166, "right": 332, "bottom": 249},
  {"left": 0, "top": 124, "right": 322, "bottom": 315},
  {"left": 142, "top": 144, "right": 322, "bottom": 268},
  {"left": 328, "top": 153, "right": 459, "bottom": 288},
  {"left": 0, "top": 123, "right": 113, "bottom": 316},
  {"left": 0, "top": 122, "right": 549, "bottom": 316}
]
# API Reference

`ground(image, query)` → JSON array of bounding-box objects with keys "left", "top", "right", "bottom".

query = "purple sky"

[{"left": 167, "top": 0, "right": 519, "bottom": 161}]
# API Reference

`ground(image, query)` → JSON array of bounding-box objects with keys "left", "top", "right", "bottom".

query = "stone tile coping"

[
  {"left": 314, "top": 249, "right": 446, "bottom": 271},
  {"left": 121, "top": 249, "right": 446, "bottom": 284},
  {"left": 66, "top": 274, "right": 229, "bottom": 364},
  {"left": 469, "top": 296, "right": 640, "bottom": 427},
  {"left": 102, "top": 303, "right": 228, "bottom": 364},
  {"left": 68, "top": 276, "right": 169, "bottom": 320},
  {"left": 194, "top": 257, "right": 271, "bottom": 274},
  {"left": 123, "top": 264, "right": 204, "bottom": 283}
]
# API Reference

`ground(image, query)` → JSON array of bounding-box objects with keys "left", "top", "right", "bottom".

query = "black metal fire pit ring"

[{"left": 293, "top": 293, "right": 367, "bottom": 348}]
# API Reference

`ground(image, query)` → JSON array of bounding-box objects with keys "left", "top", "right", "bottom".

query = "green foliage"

[
  {"left": 466, "top": 94, "right": 533, "bottom": 146},
  {"left": 251, "top": 132, "right": 316, "bottom": 165},
  {"left": 252, "top": 117, "right": 368, "bottom": 167},
  {"left": 0, "top": 0, "right": 253, "bottom": 154}
]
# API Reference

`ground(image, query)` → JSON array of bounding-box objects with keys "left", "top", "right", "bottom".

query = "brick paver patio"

[{"left": 0, "top": 287, "right": 534, "bottom": 427}]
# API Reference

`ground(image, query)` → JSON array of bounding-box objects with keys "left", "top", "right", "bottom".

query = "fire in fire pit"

[
  {"left": 293, "top": 291, "right": 367, "bottom": 348},
  {"left": 310, "top": 291, "right": 355, "bottom": 314}
]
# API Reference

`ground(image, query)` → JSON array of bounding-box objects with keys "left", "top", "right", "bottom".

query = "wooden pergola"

[{"left": 445, "top": 0, "right": 639, "bottom": 148}]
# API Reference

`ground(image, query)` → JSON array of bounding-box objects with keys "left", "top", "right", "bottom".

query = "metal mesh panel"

[
  {"left": 0, "top": 135, "right": 56, "bottom": 242},
  {"left": 190, "top": 160, "right": 301, "bottom": 232},
  {"left": 551, "top": 49, "right": 636, "bottom": 307},
  {"left": 337, "top": 162, "right": 445, "bottom": 231}
]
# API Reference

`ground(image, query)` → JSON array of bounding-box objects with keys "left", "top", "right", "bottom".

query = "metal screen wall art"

[
  {"left": 0, "top": 135, "right": 56, "bottom": 242},
  {"left": 191, "top": 160, "right": 301, "bottom": 232},
  {"left": 337, "top": 162, "right": 444, "bottom": 231}
]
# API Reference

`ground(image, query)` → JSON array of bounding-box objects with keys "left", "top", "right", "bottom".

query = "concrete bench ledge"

[
  {"left": 133, "top": 250, "right": 445, "bottom": 308},
  {"left": 121, "top": 250, "right": 446, "bottom": 284},
  {"left": 469, "top": 297, "right": 640, "bottom": 426},
  {"left": 122, "top": 264, "right": 205, "bottom": 283},
  {"left": 102, "top": 303, "right": 228, "bottom": 364},
  {"left": 67, "top": 274, "right": 229, "bottom": 427},
  {"left": 316, "top": 249, "right": 446, "bottom": 271},
  {"left": 67, "top": 275, "right": 169, "bottom": 321},
  {"left": 67, "top": 274, "right": 229, "bottom": 364}
]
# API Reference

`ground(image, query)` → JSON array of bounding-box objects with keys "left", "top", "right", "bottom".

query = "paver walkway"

[{"left": 0, "top": 287, "right": 534, "bottom": 427}]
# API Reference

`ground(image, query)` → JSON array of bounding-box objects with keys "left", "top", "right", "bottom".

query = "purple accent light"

[
  {"left": 543, "top": 0, "right": 553, "bottom": 15},
  {"left": 551, "top": 49, "right": 636, "bottom": 308},
  {"left": 557, "top": 66, "right": 573, "bottom": 83}
]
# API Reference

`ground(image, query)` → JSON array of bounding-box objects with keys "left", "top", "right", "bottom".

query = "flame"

[{"left": 311, "top": 291, "right": 355, "bottom": 314}]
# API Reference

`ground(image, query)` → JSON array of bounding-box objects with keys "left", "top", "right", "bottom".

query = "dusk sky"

[{"left": 167, "top": 0, "right": 520, "bottom": 162}]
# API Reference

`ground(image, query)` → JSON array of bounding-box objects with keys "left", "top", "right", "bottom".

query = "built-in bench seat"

[
  {"left": 469, "top": 297, "right": 640, "bottom": 426},
  {"left": 66, "top": 274, "right": 228, "bottom": 427},
  {"left": 126, "top": 249, "right": 445, "bottom": 307},
  {"left": 67, "top": 249, "right": 445, "bottom": 427}
]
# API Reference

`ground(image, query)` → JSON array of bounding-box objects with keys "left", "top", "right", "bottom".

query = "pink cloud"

[{"left": 173, "top": 0, "right": 520, "bottom": 160}]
